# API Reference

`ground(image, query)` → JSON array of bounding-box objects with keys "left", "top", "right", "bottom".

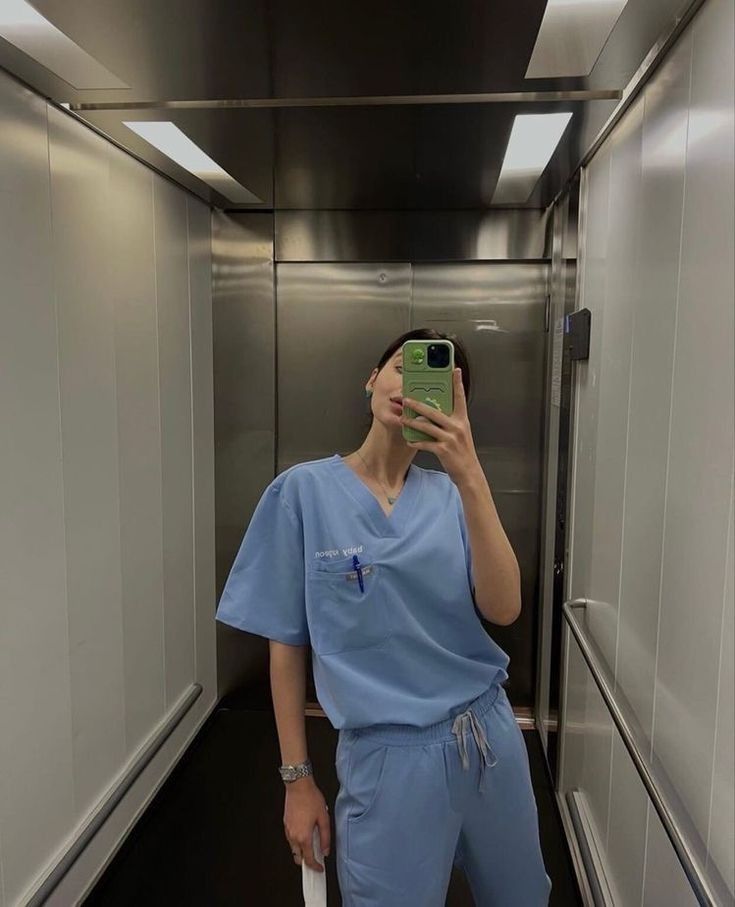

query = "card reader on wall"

[{"left": 564, "top": 309, "right": 591, "bottom": 361}]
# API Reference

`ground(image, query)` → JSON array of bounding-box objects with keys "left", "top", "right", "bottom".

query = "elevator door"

[{"left": 276, "top": 261, "right": 549, "bottom": 708}]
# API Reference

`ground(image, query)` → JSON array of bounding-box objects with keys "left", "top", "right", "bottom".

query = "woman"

[{"left": 216, "top": 328, "right": 552, "bottom": 906}]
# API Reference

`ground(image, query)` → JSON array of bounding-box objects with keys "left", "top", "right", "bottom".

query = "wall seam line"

[
  {"left": 186, "top": 198, "right": 198, "bottom": 687},
  {"left": 45, "top": 101, "right": 77, "bottom": 828},
  {"left": 642, "top": 31, "right": 694, "bottom": 902},
  {"left": 152, "top": 179, "right": 167, "bottom": 711}
]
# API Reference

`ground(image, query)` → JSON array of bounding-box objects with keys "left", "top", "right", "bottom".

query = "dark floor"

[{"left": 84, "top": 700, "right": 582, "bottom": 907}]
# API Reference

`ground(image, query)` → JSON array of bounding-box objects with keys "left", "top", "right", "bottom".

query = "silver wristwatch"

[{"left": 279, "top": 758, "right": 313, "bottom": 783}]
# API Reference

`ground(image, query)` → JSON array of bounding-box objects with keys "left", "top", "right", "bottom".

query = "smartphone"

[{"left": 401, "top": 339, "right": 454, "bottom": 443}]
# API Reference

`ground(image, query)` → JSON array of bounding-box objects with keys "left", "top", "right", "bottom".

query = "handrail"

[
  {"left": 26, "top": 682, "right": 203, "bottom": 906},
  {"left": 562, "top": 599, "right": 719, "bottom": 907}
]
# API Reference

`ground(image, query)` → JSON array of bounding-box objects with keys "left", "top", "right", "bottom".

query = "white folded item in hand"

[{"left": 302, "top": 824, "right": 327, "bottom": 907}]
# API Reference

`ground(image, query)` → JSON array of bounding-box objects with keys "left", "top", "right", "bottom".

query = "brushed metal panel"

[
  {"left": 153, "top": 175, "right": 195, "bottom": 708},
  {"left": 615, "top": 28, "right": 691, "bottom": 750},
  {"left": 211, "top": 212, "right": 275, "bottom": 696},
  {"left": 270, "top": 0, "right": 549, "bottom": 99},
  {"left": 642, "top": 801, "right": 700, "bottom": 907},
  {"left": 586, "top": 96, "right": 643, "bottom": 678},
  {"left": 276, "top": 263, "right": 411, "bottom": 470},
  {"left": 606, "top": 733, "right": 648, "bottom": 905},
  {"left": 412, "top": 262, "right": 548, "bottom": 706},
  {"left": 559, "top": 626, "right": 588, "bottom": 796},
  {"left": 0, "top": 73, "right": 75, "bottom": 906},
  {"left": 708, "top": 476, "right": 734, "bottom": 895},
  {"left": 275, "top": 106, "right": 415, "bottom": 209},
  {"left": 562, "top": 102, "right": 644, "bottom": 865},
  {"left": 0, "top": 0, "right": 685, "bottom": 106},
  {"left": 412, "top": 263, "right": 548, "bottom": 487},
  {"left": 652, "top": 0, "right": 735, "bottom": 854},
  {"left": 276, "top": 210, "right": 415, "bottom": 261},
  {"left": 187, "top": 197, "right": 217, "bottom": 696},
  {"left": 580, "top": 660, "right": 615, "bottom": 858},
  {"left": 107, "top": 143, "right": 165, "bottom": 755},
  {"left": 274, "top": 102, "right": 585, "bottom": 210},
  {"left": 568, "top": 152, "right": 611, "bottom": 616},
  {"left": 212, "top": 212, "right": 274, "bottom": 590},
  {"left": 526, "top": 0, "right": 630, "bottom": 79},
  {"left": 47, "top": 105, "right": 127, "bottom": 818},
  {"left": 10, "top": 0, "right": 272, "bottom": 104},
  {"left": 409, "top": 209, "right": 552, "bottom": 260},
  {"left": 488, "top": 490, "right": 543, "bottom": 707},
  {"left": 275, "top": 209, "right": 551, "bottom": 262},
  {"left": 560, "top": 635, "right": 615, "bottom": 858}
]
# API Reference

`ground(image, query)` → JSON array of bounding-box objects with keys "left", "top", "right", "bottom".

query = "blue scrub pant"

[{"left": 334, "top": 682, "right": 552, "bottom": 906}]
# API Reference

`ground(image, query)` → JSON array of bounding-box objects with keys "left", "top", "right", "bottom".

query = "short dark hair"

[{"left": 365, "top": 328, "right": 473, "bottom": 427}]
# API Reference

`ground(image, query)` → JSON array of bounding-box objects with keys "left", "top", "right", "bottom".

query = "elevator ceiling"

[{"left": 0, "top": 0, "right": 695, "bottom": 210}]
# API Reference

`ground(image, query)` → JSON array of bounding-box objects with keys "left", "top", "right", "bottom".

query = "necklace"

[{"left": 353, "top": 450, "right": 405, "bottom": 505}]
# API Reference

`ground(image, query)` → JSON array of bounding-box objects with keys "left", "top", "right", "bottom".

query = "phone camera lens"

[{"left": 427, "top": 344, "right": 449, "bottom": 368}]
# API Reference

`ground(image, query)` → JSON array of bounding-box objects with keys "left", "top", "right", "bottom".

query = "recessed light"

[
  {"left": 526, "top": 0, "right": 630, "bottom": 78},
  {"left": 123, "top": 121, "right": 263, "bottom": 204},
  {"left": 0, "top": 0, "right": 128, "bottom": 89},
  {"left": 491, "top": 113, "right": 573, "bottom": 204}
]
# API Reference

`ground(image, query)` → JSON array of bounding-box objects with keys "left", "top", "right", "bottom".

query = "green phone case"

[{"left": 401, "top": 339, "right": 455, "bottom": 443}]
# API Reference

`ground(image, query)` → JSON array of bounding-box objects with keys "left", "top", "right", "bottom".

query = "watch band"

[{"left": 279, "top": 758, "right": 313, "bottom": 783}]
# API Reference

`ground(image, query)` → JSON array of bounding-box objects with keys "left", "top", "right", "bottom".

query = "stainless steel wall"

[
  {"left": 276, "top": 264, "right": 411, "bottom": 470},
  {"left": 413, "top": 264, "right": 548, "bottom": 708},
  {"left": 212, "top": 212, "right": 276, "bottom": 696},
  {"left": 0, "top": 68, "right": 216, "bottom": 906},
  {"left": 215, "top": 210, "right": 550, "bottom": 709},
  {"left": 276, "top": 260, "right": 549, "bottom": 707},
  {"left": 275, "top": 209, "right": 551, "bottom": 261},
  {"left": 559, "top": 0, "right": 734, "bottom": 901}
]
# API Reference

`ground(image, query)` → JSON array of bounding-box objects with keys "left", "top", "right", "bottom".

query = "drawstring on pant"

[{"left": 451, "top": 707, "right": 498, "bottom": 793}]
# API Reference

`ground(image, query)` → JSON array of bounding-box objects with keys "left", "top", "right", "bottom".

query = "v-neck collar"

[{"left": 329, "top": 453, "right": 422, "bottom": 539}]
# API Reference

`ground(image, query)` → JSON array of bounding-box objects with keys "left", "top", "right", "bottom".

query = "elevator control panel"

[{"left": 564, "top": 308, "right": 591, "bottom": 361}]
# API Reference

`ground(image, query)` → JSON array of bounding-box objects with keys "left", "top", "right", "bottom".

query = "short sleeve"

[
  {"left": 453, "top": 483, "right": 476, "bottom": 598},
  {"left": 216, "top": 483, "right": 310, "bottom": 646}
]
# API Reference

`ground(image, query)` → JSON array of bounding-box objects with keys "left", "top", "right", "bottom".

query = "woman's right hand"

[{"left": 283, "top": 778, "right": 331, "bottom": 872}]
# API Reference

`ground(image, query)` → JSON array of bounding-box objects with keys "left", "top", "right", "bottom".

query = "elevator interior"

[{"left": 1, "top": 1, "right": 732, "bottom": 905}]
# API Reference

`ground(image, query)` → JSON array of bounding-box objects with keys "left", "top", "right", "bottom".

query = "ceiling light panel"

[
  {"left": 123, "top": 121, "right": 263, "bottom": 204},
  {"left": 526, "top": 0, "right": 630, "bottom": 78},
  {"left": 491, "top": 112, "right": 572, "bottom": 204},
  {"left": 0, "top": 0, "right": 128, "bottom": 88}
]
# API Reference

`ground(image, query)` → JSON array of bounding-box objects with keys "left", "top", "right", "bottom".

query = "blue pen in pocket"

[{"left": 352, "top": 555, "right": 364, "bottom": 593}]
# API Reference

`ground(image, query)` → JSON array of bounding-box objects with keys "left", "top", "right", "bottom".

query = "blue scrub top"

[{"left": 216, "top": 454, "right": 510, "bottom": 729}]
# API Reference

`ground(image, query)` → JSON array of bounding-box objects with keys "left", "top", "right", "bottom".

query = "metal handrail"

[
  {"left": 26, "top": 682, "right": 203, "bottom": 906},
  {"left": 562, "top": 599, "right": 720, "bottom": 907}
]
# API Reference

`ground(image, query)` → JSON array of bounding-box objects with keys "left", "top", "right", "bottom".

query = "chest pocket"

[{"left": 306, "top": 553, "right": 390, "bottom": 656}]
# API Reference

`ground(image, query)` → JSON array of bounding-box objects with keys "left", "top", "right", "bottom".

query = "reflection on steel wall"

[
  {"left": 412, "top": 263, "right": 549, "bottom": 707},
  {"left": 275, "top": 209, "right": 551, "bottom": 262},
  {"left": 537, "top": 181, "right": 579, "bottom": 781},
  {"left": 276, "top": 261, "right": 549, "bottom": 707},
  {"left": 277, "top": 264, "right": 411, "bottom": 470},
  {"left": 212, "top": 211, "right": 275, "bottom": 696}
]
